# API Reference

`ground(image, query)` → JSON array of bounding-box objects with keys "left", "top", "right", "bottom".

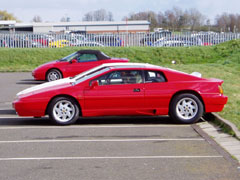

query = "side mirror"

[
  {"left": 90, "top": 80, "right": 99, "bottom": 89},
  {"left": 70, "top": 59, "right": 77, "bottom": 64}
]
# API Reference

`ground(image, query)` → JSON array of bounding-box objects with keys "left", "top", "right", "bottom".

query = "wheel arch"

[
  {"left": 45, "top": 94, "right": 82, "bottom": 116},
  {"left": 169, "top": 90, "right": 205, "bottom": 113},
  {"left": 45, "top": 68, "right": 63, "bottom": 81}
]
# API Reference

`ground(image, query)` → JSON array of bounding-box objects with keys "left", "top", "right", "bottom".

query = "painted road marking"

[
  {"left": 0, "top": 156, "right": 223, "bottom": 161},
  {"left": 0, "top": 124, "right": 191, "bottom": 130},
  {"left": 0, "top": 138, "right": 204, "bottom": 144}
]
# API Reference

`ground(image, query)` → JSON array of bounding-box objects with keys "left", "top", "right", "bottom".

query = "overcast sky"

[{"left": 1, "top": 0, "right": 239, "bottom": 23}]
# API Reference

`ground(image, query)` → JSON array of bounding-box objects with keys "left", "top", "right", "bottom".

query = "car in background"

[
  {"left": 70, "top": 39, "right": 104, "bottom": 47},
  {"left": 31, "top": 34, "right": 54, "bottom": 47},
  {"left": 0, "top": 38, "right": 8, "bottom": 47},
  {"left": 91, "top": 35, "right": 124, "bottom": 46},
  {"left": 14, "top": 62, "right": 228, "bottom": 125},
  {"left": 153, "top": 39, "right": 187, "bottom": 47},
  {"left": 153, "top": 37, "right": 203, "bottom": 47},
  {"left": 140, "top": 31, "right": 172, "bottom": 46},
  {"left": 32, "top": 50, "right": 129, "bottom": 81},
  {"left": 49, "top": 40, "right": 69, "bottom": 48}
]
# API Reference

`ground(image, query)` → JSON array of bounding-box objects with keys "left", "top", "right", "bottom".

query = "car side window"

[
  {"left": 92, "top": 70, "right": 143, "bottom": 86},
  {"left": 144, "top": 70, "right": 166, "bottom": 83},
  {"left": 77, "top": 54, "right": 98, "bottom": 62}
]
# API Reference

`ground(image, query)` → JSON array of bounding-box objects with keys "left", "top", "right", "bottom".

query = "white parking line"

[
  {"left": 0, "top": 138, "right": 204, "bottom": 144},
  {"left": 0, "top": 124, "right": 191, "bottom": 130},
  {"left": 0, "top": 155, "right": 223, "bottom": 161}
]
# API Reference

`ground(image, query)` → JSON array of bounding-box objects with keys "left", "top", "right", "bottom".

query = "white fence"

[{"left": 0, "top": 32, "right": 240, "bottom": 48}]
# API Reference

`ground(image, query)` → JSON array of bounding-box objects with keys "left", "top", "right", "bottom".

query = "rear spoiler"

[{"left": 208, "top": 78, "right": 224, "bottom": 85}]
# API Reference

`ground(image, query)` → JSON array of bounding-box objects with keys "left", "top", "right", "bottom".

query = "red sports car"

[
  {"left": 32, "top": 50, "right": 129, "bottom": 81},
  {"left": 13, "top": 63, "right": 227, "bottom": 125}
]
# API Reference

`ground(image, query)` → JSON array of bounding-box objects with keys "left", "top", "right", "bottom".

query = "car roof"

[
  {"left": 76, "top": 50, "right": 111, "bottom": 60},
  {"left": 99, "top": 62, "right": 165, "bottom": 70},
  {"left": 99, "top": 63, "right": 193, "bottom": 76}
]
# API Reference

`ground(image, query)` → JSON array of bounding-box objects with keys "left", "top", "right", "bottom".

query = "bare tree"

[
  {"left": 108, "top": 12, "right": 114, "bottom": 21},
  {"left": 187, "top": 8, "right": 205, "bottom": 31},
  {"left": 83, "top": 9, "right": 114, "bottom": 21},
  {"left": 60, "top": 17, "right": 67, "bottom": 22},
  {"left": 215, "top": 13, "right": 231, "bottom": 32},
  {"left": 215, "top": 13, "right": 240, "bottom": 32},
  {"left": 126, "top": 11, "right": 157, "bottom": 30},
  {"left": 157, "top": 12, "right": 166, "bottom": 27},
  {"left": 164, "top": 10, "right": 177, "bottom": 31},
  {"left": 83, "top": 12, "right": 94, "bottom": 21},
  {"left": 94, "top": 9, "right": 106, "bottom": 21},
  {"left": 125, "top": 7, "right": 206, "bottom": 31},
  {"left": 120, "top": 7, "right": 240, "bottom": 32},
  {"left": 32, "top": 15, "right": 42, "bottom": 22},
  {"left": 229, "top": 14, "right": 237, "bottom": 32},
  {"left": 60, "top": 16, "right": 70, "bottom": 22}
]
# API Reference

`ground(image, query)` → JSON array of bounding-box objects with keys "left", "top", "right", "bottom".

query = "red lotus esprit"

[
  {"left": 13, "top": 63, "right": 227, "bottom": 125},
  {"left": 32, "top": 50, "right": 129, "bottom": 81}
]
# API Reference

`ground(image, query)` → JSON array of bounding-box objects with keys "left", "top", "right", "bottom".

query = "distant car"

[
  {"left": 153, "top": 37, "right": 203, "bottom": 47},
  {"left": 31, "top": 34, "right": 50, "bottom": 47},
  {"left": 32, "top": 50, "right": 129, "bottom": 81},
  {"left": 14, "top": 63, "right": 227, "bottom": 125},
  {"left": 91, "top": 35, "right": 124, "bottom": 46},
  {"left": 49, "top": 40, "right": 69, "bottom": 48},
  {"left": 0, "top": 39, "right": 8, "bottom": 47},
  {"left": 153, "top": 40, "right": 187, "bottom": 47},
  {"left": 70, "top": 39, "right": 104, "bottom": 47},
  {"left": 140, "top": 31, "right": 172, "bottom": 46}
]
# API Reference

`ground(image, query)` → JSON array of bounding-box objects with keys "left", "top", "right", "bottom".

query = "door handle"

[{"left": 133, "top": 88, "right": 141, "bottom": 92}]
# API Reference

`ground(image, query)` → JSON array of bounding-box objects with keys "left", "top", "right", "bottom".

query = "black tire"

[
  {"left": 169, "top": 93, "right": 204, "bottom": 124},
  {"left": 46, "top": 69, "right": 62, "bottom": 82},
  {"left": 48, "top": 97, "right": 79, "bottom": 125}
]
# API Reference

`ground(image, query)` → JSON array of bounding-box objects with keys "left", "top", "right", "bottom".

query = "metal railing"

[{"left": 0, "top": 32, "right": 239, "bottom": 48}]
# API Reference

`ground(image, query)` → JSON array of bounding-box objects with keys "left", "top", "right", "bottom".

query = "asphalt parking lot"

[{"left": 0, "top": 73, "right": 240, "bottom": 180}]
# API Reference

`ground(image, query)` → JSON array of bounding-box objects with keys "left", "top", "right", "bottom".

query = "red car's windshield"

[{"left": 60, "top": 52, "right": 79, "bottom": 62}]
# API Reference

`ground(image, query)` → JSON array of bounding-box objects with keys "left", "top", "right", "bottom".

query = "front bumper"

[
  {"left": 32, "top": 70, "right": 45, "bottom": 81},
  {"left": 13, "top": 98, "right": 48, "bottom": 117}
]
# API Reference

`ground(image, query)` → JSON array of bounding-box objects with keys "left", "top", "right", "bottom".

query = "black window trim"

[{"left": 143, "top": 70, "right": 167, "bottom": 83}]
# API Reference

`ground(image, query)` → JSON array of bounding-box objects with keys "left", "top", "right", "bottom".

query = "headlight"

[{"left": 14, "top": 95, "right": 20, "bottom": 102}]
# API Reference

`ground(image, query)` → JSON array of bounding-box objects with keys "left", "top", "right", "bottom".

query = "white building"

[{"left": 0, "top": 21, "right": 150, "bottom": 33}]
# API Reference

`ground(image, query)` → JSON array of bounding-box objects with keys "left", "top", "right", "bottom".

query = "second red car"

[{"left": 32, "top": 50, "right": 129, "bottom": 81}]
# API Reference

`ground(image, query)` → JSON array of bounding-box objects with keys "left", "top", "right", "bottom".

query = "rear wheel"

[
  {"left": 46, "top": 69, "right": 62, "bottom": 81},
  {"left": 169, "top": 93, "right": 203, "bottom": 124},
  {"left": 48, "top": 97, "right": 79, "bottom": 125}
]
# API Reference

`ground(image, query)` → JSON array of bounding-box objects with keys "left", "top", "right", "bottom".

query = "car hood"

[
  {"left": 17, "top": 78, "right": 75, "bottom": 96},
  {"left": 40, "top": 60, "right": 59, "bottom": 66}
]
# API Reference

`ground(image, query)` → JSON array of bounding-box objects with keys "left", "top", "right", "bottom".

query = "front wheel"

[
  {"left": 46, "top": 69, "right": 62, "bottom": 81},
  {"left": 48, "top": 97, "right": 79, "bottom": 125},
  {"left": 169, "top": 93, "right": 204, "bottom": 124}
]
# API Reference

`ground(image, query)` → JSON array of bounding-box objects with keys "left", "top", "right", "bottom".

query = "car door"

[
  {"left": 66, "top": 53, "right": 101, "bottom": 77},
  {"left": 144, "top": 70, "right": 173, "bottom": 115},
  {"left": 83, "top": 70, "right": 145, "bottom": 116}
]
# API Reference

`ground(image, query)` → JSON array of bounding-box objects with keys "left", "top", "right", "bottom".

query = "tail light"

[{"left": 218, "top": 85, "right": 223, "bottom": 95}]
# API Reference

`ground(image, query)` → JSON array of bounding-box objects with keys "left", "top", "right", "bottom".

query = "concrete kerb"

[{"left": 211, "top": 112, "right": 240, "bottom": 140}]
